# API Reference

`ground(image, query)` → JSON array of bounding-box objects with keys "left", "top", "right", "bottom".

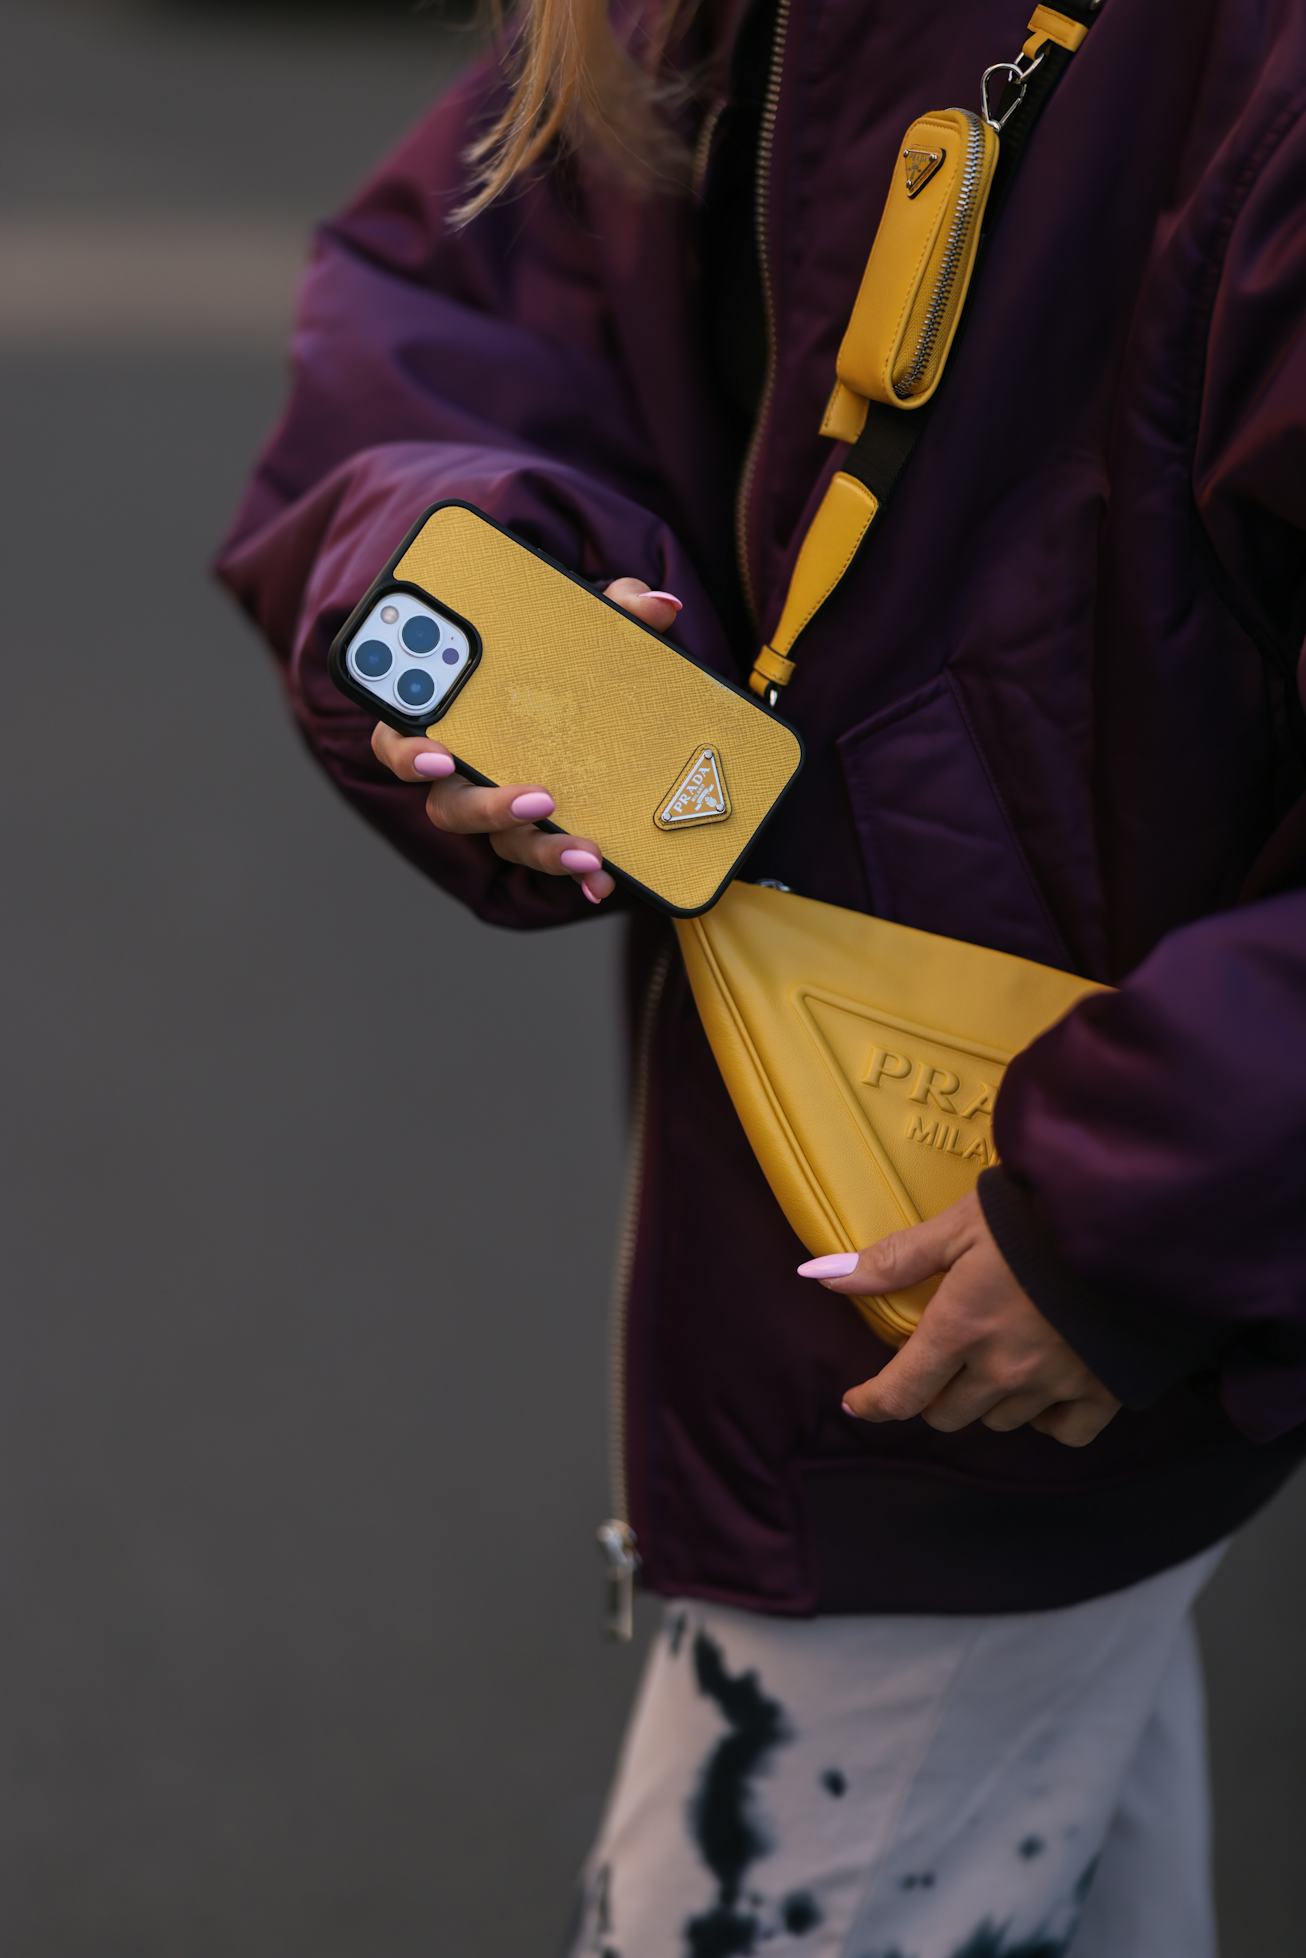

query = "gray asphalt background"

[{"left": 2, "top": 2, "right": 1303, "bottom": 1951}]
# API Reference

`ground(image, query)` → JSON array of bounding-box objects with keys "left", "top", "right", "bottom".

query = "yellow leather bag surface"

[
  {"left": 676, "top": 882, "right": 1106, "bottom": 1346},
  {"left": 376, "top": 503, "right": 803, "bottom": 916}
]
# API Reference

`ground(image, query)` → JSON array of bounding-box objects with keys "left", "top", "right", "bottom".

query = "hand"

[
  {"left": 799, "top": 1192, "right": 1121, "bottom": 1447},
  {"left": 370, "top": 578, "right": 684, "bottom": 904}
]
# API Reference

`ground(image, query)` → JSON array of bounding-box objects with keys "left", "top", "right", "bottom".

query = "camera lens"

[
  {"left": 401, "top": 615, "right": 441, "bottom": 655},
  {"left": 353, "top": 638, "right": 393, "bottom": 679},
  {"left": 397, "top": 668, "right": 437, "bottom": 709}
]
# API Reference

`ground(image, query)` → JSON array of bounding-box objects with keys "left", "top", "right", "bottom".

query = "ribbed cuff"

[{"left": 976, "top": 1166, "right": 1213, "bottom": 1410}]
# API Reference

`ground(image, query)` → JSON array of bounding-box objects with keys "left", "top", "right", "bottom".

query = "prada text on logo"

[
  {"left": 655, "top": 746, "right": 731, "bottom": 829},
  {"left": 863, "top": 1045, "right": 997, "bottom": 1166}
]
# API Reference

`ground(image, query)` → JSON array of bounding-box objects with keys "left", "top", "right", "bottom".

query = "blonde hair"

[{"left": 457, "top": 0, "right": 693, "bottom": 221}]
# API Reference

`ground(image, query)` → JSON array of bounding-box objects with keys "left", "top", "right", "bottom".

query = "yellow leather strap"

[
  {"left": 820, "top": 379, "right": 870, "bottom": 445},
  {"left": 749, "top": 472, "right": 879, "bottom": 696},
  {"left": 752, "top": 645, "right": 797, "bottom": 690},
  {"left": 1023, "top": 6, "right": 1088, "bottom": 57}
]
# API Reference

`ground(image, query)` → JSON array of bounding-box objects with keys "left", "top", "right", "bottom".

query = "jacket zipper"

[
  {"left": 597, "top": 0, "right": 789, "bottom": 1634},
  {"left": 733, "top": 0, "right": 792, "bottom": 627},
  {"left": 597, "top": 941, "right": 671, "bottom": 1642},
  {"left": 892, "top": 110, "right": 986, "bottom": 399}
]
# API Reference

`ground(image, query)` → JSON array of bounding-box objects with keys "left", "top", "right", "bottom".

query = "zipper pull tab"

[{"left": 596, "top": 1519, "right": 640, "bottom": 1643}]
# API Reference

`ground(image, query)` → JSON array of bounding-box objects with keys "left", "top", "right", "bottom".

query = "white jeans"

[{"left": 569, "top": 1545, "right": 1223, "bottom": 1958}]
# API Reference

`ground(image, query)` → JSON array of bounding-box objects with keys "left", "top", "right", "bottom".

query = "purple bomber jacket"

[{"left": 216, "top": 0, "right": 1306, "bottom": 1615}]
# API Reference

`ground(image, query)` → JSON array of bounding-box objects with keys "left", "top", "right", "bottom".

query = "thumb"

[{"left": 797, "top": 1202, "right": 972, "bottom": 1294}]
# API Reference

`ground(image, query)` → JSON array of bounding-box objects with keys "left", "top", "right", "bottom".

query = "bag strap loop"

[
  {"left": 748, "top": 475, "right": 879, "bottom": 697},
  {"left": 1024, "top": 6, "right": 1090, "bottom": 57}
]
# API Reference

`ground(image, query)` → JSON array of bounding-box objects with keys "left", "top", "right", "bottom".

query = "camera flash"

[{"left": 380, "top": 604, "right": 399, "bottom": 624}]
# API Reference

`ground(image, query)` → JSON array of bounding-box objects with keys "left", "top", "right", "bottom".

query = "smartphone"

[{"left": 329, "top": 501, "right": 804, "bottom": 915}]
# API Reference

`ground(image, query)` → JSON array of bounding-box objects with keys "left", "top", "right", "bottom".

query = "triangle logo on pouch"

[
  {"left": 656, "top": 747, "right": 731, "bottom": 829},
  {"left": 903, "top": 147, "right": 944, "bottom": 196}
]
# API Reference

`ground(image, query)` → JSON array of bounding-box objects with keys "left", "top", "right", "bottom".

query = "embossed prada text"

[{"left": 862, "top": 1045, "right": 998, "bottom": 1166}]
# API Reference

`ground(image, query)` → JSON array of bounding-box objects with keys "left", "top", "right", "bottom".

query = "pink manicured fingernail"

[
  {"left": 841, "top": 1399, "right": 863, "bottom": 1420},
  {"left": 510, "top": 791, "right": 555, "bottom": 821},
  {"left": 413, "top": 751, "right": 455, "bottom": 779},
  {"left": 560, "top": 848, "right": 602, "bottom": 873},
  {"left": 797, "top": 1252, "right": 861, "bottom": 1279},
  {"left": 645, "top": 590, "right": 684, "bottom": 612},
  {"left": 581, "top": 878, "right": 604, "bottom": 905}
]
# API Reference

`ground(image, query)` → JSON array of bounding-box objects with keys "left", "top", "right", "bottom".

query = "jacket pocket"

[{"left": 837, "top": 673, "right": 1072, "bottom": 968}]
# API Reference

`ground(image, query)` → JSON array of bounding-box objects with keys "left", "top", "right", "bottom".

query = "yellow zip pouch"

[{"left": 822, "top": 108, "right": 999, "bottom": 441}]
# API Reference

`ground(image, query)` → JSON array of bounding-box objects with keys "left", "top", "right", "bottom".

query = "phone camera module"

[
  {"left": 352, "top": 638, "right": 393, "bottom": 679},
  {"left": 401, "top": 615, "right": 441, "bottom": 656},
  {"left": 396, "top": 668, "right": 438, "bottom": 710}
]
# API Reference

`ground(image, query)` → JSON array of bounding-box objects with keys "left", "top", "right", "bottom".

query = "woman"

[{"left": 216, "top": 0, "right": 1306, "bottom": 1949}]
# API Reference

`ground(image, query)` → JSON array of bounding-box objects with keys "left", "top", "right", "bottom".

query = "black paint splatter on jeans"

[
  {"left": 898, "top": 1872, "right": 935, "bottom": 1891},
  {"left": 668, "top": 1611, "right": 689, "bottom": 1657},
  {"left": 1017, "top": 1836, "right": 1045, "bottom": 1860},
  {"left": 781, "top": 1891, "right": 823, "bottom": 1934},
  {"left": 943, "top": 1849, "right": 1103, "bottom": 1958},
  {"left": 862, "top": 1855, "right": 1102, "bottom": 1958},
  {"left": 682, "top": 1630, "right": 791, "bottom": 1956},
  {"left": 1071, "top": 1856, "right": 1099, "bottom": 1908},
  {"left": 946, "top": 1926, "right": 1069, "bottom": 1958},
  {"left": 862, "top": 1932, "right": 1068, "bottom": 1958},
  {"left": 821, "top": 1768, "right": 847, "bottom": 1797}
]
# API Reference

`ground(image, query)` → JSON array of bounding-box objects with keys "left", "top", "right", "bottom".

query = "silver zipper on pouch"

[{"left": 893, "top": 110, "right": 987, "bottom": 399}]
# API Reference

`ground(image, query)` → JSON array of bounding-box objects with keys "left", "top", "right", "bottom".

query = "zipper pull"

[{"left": 596, "top": 1518, "right": 640, "bottom": 1643}]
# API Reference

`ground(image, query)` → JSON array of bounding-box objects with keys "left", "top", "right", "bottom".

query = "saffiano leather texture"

[{"left": 390, "top": 504, "right": 803, "bottom": 914}]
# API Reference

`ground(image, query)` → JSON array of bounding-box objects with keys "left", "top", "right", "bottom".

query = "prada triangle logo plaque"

[
  {"left": 655, "top": 745, "right": 731, "bottom": 829},
  {"left": 903, "top": 146, "right": 944, "bottom": 196}
]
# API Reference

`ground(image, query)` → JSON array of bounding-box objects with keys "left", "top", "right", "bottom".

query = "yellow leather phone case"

[{"left": 335, "top": 502, "right": 804, "bottom": 915}]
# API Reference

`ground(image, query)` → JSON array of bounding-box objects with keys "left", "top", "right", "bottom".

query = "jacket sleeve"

[
  {"left": 978, "top": 101, "right": 1306, "bottom": 1444},
  {"left": 214, "top": 54, "right": 727, "bottom": 929}
]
